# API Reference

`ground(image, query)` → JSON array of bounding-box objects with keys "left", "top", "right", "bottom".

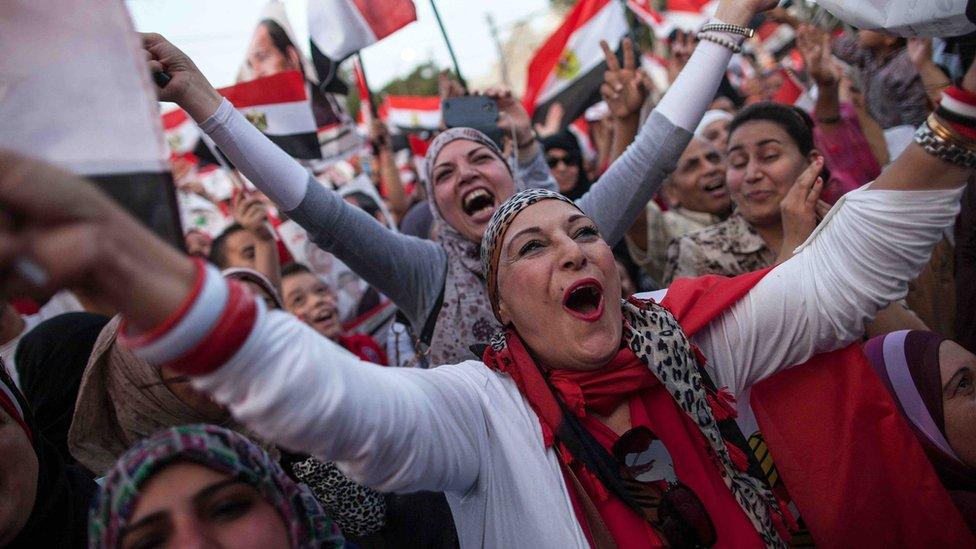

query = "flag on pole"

[
  {"left": 523, "top": 0, "right": 630, "bottom": 126},
  {"left": 308, "top": 0, "right": 417, "bottom": 62},
  {"left": 217, "top": 71, "right": 322, "bottom": 160},
  {"left": 0, "top": 0, "right": 182, "bottom": 247},
  {"left": 353, "top": 57, "right": 373, "bottom": 127},
  {"left": 379, "top": 96, "right": 443, "bottom": 132}
]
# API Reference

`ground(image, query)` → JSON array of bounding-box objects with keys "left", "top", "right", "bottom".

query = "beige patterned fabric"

[
  {"left": 663, "top": 212, "right": 776, "bottom": 285},
  {"left": 625, "top": 201, "right": 723, "bottom": 283},
  {"left": 68, "top": 317, "right": 268, "bottom": 474}
]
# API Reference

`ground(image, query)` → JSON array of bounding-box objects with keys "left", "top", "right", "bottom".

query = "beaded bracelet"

[
  {"left": 696, "top": 32, "right": 742, "bottom": 54},
  {"left": 699, "top": 22, "right": 755, "bottom": 38}
]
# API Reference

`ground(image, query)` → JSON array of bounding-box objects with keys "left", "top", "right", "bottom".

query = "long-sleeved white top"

[{"left": 185, "top": 184, "right": 962, "bottom": 548}]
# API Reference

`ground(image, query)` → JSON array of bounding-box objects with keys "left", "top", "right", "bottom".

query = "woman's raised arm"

[
  {"left": 577, "top": 0, "right": 777, "bottom": 246},
  {"left": 0, "top": 151, "right": 486, "bottom": 494},
  {"left": 143, "top": 33, "right": 446, "bottom": 332}
]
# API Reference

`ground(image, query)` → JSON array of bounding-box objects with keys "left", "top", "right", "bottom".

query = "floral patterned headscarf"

[
  {"left": 88, "top": 424, "right": 343, "bottom": 548},
  {"left": 419, "top": 128, "right": 518, "bottom": 364}
]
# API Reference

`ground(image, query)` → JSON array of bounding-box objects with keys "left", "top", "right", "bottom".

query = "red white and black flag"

[
  {"left": 309, "top": 0, "right": 417, "bottom": 62},
  {"left": 379, "top": 96, "right": 442, "bottom": 132},
  {"left": 0, "top": 0, "right": 183, "bottom": 247},
  {"left": 162, "top": 108, "right": 201, "bottom": 157},
  {"left": 523, "top": 0, "right": 630, "bottom": 126},
  {"left": 217, "top": 71, "right": 322, "bottom": 160}
]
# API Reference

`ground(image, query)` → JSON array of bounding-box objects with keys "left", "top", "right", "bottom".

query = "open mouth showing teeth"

[
  {"left": 461, "top": 188, "right": 495, "bottom": 216},
  {"left": 703, "top": 180, "right": 724, "bottom": 192},
  {"left": 313, "top": 310, "right": 335, "bottom": 324},
  {"left": 565, "top": 285, "right": 602, "bottom": 314},
  {"left": 562, "top": 279, "right": 604, "bottom": 322}
]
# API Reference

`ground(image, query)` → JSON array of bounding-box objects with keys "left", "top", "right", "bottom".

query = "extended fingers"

[
  {"left": 600, "top": 40, "right": 620, "bottom": 72},
  {"left": 622, "top": 38, "right": 635, "bottom": 71}
]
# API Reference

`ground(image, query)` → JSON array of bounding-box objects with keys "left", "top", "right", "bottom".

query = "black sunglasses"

[{"left": 546, "top": 154, "right": 579, "bottom": 168}]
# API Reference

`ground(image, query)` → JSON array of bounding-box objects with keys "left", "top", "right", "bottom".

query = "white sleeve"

[
  {"left": 199, "top": 99, "right": 310, "bottom": 211},
  {"left": 655, "top": 38, "right": 737, "bottom": 132},
  {"left": 695, "top": 185, "right": 964, "bottom": 395},
  {"left": 191, "top": 309, "right": 486, "bottom": 493}
]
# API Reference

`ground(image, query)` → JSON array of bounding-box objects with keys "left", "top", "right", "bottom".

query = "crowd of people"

[{"left": 2, "top": 0, "right": 976, "bottom": 547}]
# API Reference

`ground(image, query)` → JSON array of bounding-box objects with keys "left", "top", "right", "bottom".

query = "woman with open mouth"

[
  {"left": 140, "top": 0, "right": 769, "bottom": 367},
  {"left": 3, "top": 44, "right": 976, "bottom": 542}
]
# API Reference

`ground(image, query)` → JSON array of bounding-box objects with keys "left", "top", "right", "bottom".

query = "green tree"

[
  {"left": 549, "top": 0, "right": 575, "bottom": 9},
  {"left": 380, "top": 61, "right": 442, "bottom": 97}
]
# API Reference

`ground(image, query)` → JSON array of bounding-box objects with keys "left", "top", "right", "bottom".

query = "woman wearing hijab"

[
  {"left": 15, "top": 312, "right": 110, "bottom": 464},
  {"left": 0, "top": 366, "right": 95, "bottom": 548},
  {"left": 864, "top": 330, "right": 976, "bottom": 531},
  {"left": 541, "top": 131, "right": 592, "bottom": 201},
  {"left": 6, "top": 43, "right": 976, "bottom": 542},
  {"left": 142, "top": 0, "right": 746, "bottom": 365},
  {"left": 68, "top": 315, "right": 387, "bottom": 539},
  {"left": 68, "top": 316, "right": 253, "bottom": 476},
  {"left": 88, "top": 424, "right": 344, "bottom": 549}
]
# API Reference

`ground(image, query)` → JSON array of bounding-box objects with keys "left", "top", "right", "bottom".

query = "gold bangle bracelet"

[{"left": 927, "top": 113, "right": 976, "bottom": 149}]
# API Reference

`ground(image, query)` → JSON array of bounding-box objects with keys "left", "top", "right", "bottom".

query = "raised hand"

[
  {"left": 142, "top": 33, "right": 222, "bottom": 122},
  {"left": 438, "top": 71, "right": 467, "bottom": 100},
  {"left": 907, "top": 38, "right": 935, "bottom": 70},
  {"left": 0, "top": 150, "right": 194, "bottom": 330},
  {"left": 667, "top": 31, "right": 696, "bottom": 84},
  {"left": 796, "top": 25, "right": 836, "bottom": 86},
  {"left": 233, "top": 192, "right": 274, "bottom": 241},
  {"left": 534, "top": 102, "right": 565, "bottom": 139},
  {"left": 714, "top": 0, "right": 779, "bottom": 27},
  {"left": 480, "top": 87, "right": 535, "bottom": 147},
  {"left": 777, "top": 156, "right": 825, "bottom": 262},
  {"left": 600, "top": 38, "right": 649, "bottom": 120}
]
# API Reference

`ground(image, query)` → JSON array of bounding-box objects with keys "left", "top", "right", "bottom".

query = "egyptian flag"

[
  {"left": 308, "top": 0, "right": 417, "bottom": 62},
  {"left": 523, "top": 0, "right": 630, "bottom": 126},
  {"left": 379, "top": 96, "right": 442, "bottom": 132},
  {"left": 769, "top": 68, "right": 815, "bottom": 112},
  {"left": 162, "top": 108, "right": 201, "bottom": 157},
  {"left": 353, "top": 56, "right": 374, "bottom": 128},
  {"left": 664, "top": 0, "right": 717, "bottom": 30},
  {"left": 0, "top": 0, "right": 183, "bottom": 248},
  {"left": 216, "top": 71, "right": 321, "bottom": 160},
  {"left": 755, "top": 20, "right": 796, "bottom": 59},
  {"left": 651, "top": 270, "right": 974, "bottom": 546},
  {"left": 627, "top": 0, "right": 673, "bottom": 39}
]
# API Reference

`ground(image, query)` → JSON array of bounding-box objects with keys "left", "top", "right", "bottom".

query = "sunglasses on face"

[{"left": 546, "top": 155, "right": 579, "bottom": 168}]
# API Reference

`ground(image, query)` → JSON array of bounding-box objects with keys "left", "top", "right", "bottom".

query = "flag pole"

[
  {"left": 428, "top": 0, "right": 467, "bottom": 90},
  {"left": 355, "top": 52, "right": 380, "bottom": 118}
]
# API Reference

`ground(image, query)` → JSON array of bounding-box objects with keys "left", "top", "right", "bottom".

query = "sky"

[{"left": 126, "top": 0, "right": 551, "bottom": 90}]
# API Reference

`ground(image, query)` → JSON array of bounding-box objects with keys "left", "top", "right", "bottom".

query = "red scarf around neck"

[{"left": 548, "top": 348, "right": 659, "bottom": 418}]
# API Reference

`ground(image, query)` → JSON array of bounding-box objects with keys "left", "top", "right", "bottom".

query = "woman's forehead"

[
  {"left": 729, "top": 120, "right": 792, "bottom": 148},
  {"left": 503, "top": 200, "right": 587, "bottom": 240},
  {"left": 434, "top": 140, "right": 488, "bottom": 167}
]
